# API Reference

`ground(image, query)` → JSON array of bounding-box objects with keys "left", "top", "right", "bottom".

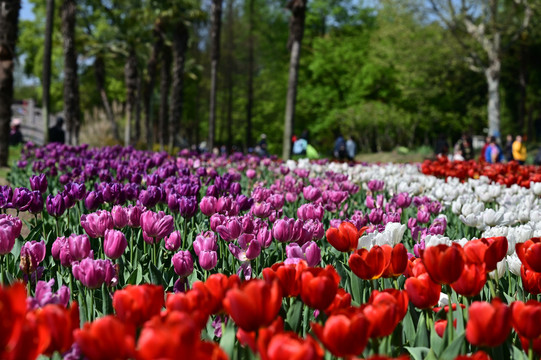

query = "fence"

[{"left": 12, "top": 100, "right": 63, "bottom": 146}]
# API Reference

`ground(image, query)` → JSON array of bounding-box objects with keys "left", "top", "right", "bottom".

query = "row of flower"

[{"left": 2, "top": 143, "right": 541, "bottom": 359}]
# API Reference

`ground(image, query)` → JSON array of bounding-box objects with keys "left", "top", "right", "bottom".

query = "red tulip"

[
  {"left": 6, "top": 311, "right": 50, "bottom": 360},
  {"left": 521, "top": 265, "right": 541, "bottom": 295},
  {"left": 264, "top": 333, "right": 323, "bottom": 360},
  {"left": 434, "top": 319, "right": 448, "bottom": 338},
  {"left": 466, "top": 299, "right": 512, "bottom": 347},
  {"left": 405, "top": 273, "right": 441, "bottom": 309},
  {"left": 300, "top": 265, "right": 340, "bottom": 310},
  {"left": 197, "top": 273, "right": 241, "bottom": 314},
  {"left": 349, "top": 245, "right": 391, "bottom": 280},
  {"left": 512, "top": 300, "right": 541, "bottom": 340},
  {"left": 483, "top": 236, "right": 508, "bottom": 272},
  {"left": 454, "top": 351, "right": 492, "bottom": 360},
  {"left": 136, "top": 311, "right": 205, "bottom": 359},
  {"left": 113, "top": 284, "right": 164, "bottom": 328},
  {"left": 38, "top": 303, "right": 80, "bottom": 356},
  {"left": 382, "top": 243, "right": 408, "bottom": 278},
  {"left": 74, "top": 315, "right": 136, "bottom": 360},
  {"left": 223, "top": 279, "right": 282, "bottom": 332},
  {"left": 324, "top": 288, "right": 352, "bottom": 315},
  {"left": 363, "top": 290, "right": 405, "bottom": 338},
  {"left": 451, "top": 263, "right": 487, "bottom": 297},
  {"left": 262, "top": 261, "right": 306, "bottom": 297},
  {"left": 0, "top": 282, "right": 27, "bottom": 357},
  {"left": 165, "top": 288, "right": 211, "bottom": 329},
  {"left": 519, "top": 336, "right": 541, "bottom": 357},
  {"left": 325, "top": 222, "right": 365, "bottom": 252},
  {"left": 421, "top": 243, "right": 465, "bottom": 284},
  {"left": 516, "top": 237, "right": 541, "bottom": 272},
  {"left": 311, "top": 310, "right": 372, "bottom": 357}
]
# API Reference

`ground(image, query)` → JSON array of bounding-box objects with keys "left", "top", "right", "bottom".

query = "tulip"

[
  {"left": 229, "top": 234, "right": 261, "bottom": 261},
  {"left": 405, "top": 273, "right": 441, "bottom": 309},
  {"left": 521, "top": 266, "right": 541, "bottom": 295},
  {"left": 516, "top": 237, "right": 541, "bottom": 273},
  {"left": 286, "top": 242, "right": 321, "bottom": 267},
  {"left": 29, "top": 174, "right": 48, "bottom": 193},
  {"left": 104, "top": 229, "right": 128, "bottom": 259},
  {"left": 216, "top": 217, "right": 242, "bottom": 241},
  {"left": 246, "top": 169, "right": 256, "bottom": 179},
  {"left": 326, "top": 221, "right": 365, "bottom": 252},
  {"left": 38, "top": 303, "right": 80, "bottom": 356},
  {"left": 165, "top": 231, "right": 182, "bottom": 251},
  {"left": 140, "top": 210, "right": 174, "bottom": 241},
  {"left": 349, "top": 245, "right": 391, "bottom": 280},
  {"left": 111, "top": 205, "right": 129, "bottom": 228},
  {"left": 113, "top": 284, "right": 164, "bottom": 328},
  {"left": 395, "top": 192, "right": 412, "bottom": 208},
  {"left": 199, "top": 196, "right": 217, "bottom": 216},
  {"left": 72, "top": 258, "right": 117, "bottom": 289},
  {"left": 12, "top": 187, "right": 33, "bottom": 211},
  {"left": 300, "top": 265, "right": 340, "bottom": 310},
  {"left": 367, "top": 179, "right": 384, "bottom": 192},
  {"left": 126, "top": 205, "right": 143, "bottom": 227},
  {"left": 421, "top": 243, "right": 465, "bottom": 285},
  {"left": 417, "top": 208, "right": 430, "bottom": 224},
  {"left": 74, "top": 315, "right": 136, "bottom": 360},
  {"left": 27, "top": 279, "right": 70, "bottom": 310},
  {"left": 172, "top": 251, "right": 194, "bottom": 278},
  {"left": 273, "top": 218, "right": 297, "bottom": 243},
  {"left": 223, "top": 279, "right": 282, "bottom": 332},
  {"left": 81, "top": 210, "right": 114, "bottom": 238},
  {"left": 264, "top": 332, "right": 323, "bottom": 360},
  {"left": 311, "top": 310, "right": 372, "bottom": 357},
  {"left": 28, "top": 191, "right": 44, "bottom": 214},
  {"left": 139, "top": 186, "right": 162, "bottom": 208},
  {"left": 199, "top": 250, "right": 218, "bottom": 270},
  {"left": 466, "top": 299, "right": 512, "bottom": 347},
  {"left": 178, "top": 196, "right": 198, "bottom": 218},
  {"left": 512, "top": 300, "right": 541, "bottom": 340},
  {"left": 368, "top": 208, "right": 383, "bottom": 224},
  {"left": 451, "top": 263, "right": 487, "bottom": 297},
  {"left": 0, "top": 214, "right": 22, "bottom": 255},
  {"left": 303, "top": 186, "right": 322, "bottom": 202},
  {"left": 382, "top": 243, "right": 408, "bottom": 277},
  {"left": 193, "top": 231, "right": 218, "bottom": 256},
  {"left": 19, "top": 240, "right": 46, "bottom": 275},
  {"left": 46, "top": 193, "right": 66, "bottom": 217},
  {"left": 363, "top": 290, "right": 406, "bottom": 338},
  {"left": 252, "top": 201, "right": 273, "bottom": 218},
  {"left": 84, "top": 191, "right": 103, "bottom": 211}
]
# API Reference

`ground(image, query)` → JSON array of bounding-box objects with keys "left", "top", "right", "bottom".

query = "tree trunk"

[
  {"left": 159, "top": 45, "right": 172, "bottom": 151},
  {"left": 42, "top": 0, "right": 54, "bottom": 143},
  {"left": 61, "top": 0, "right": 80, "bottom": 145},
  {"left": 225, "top": 0, "right": 234, "bottom": 152},
  {"left": 94, "top": 55, "right": 119, "bottom": 141},
  {"left": 124, "top": 50, "right": 138, "bottom": 146},
  {"left": 144, "top": 21, "right": 163, "bottom": 150},
  {"left": 208, "top": 0, "right": 223, "bottom": 152},
  {"left": 283, "top": 0, "right": 307, "bottom": 160},
  {"left": 169, "top": 21, "right": 189, "bottom": 152},
  {"left": 0, "top": 0, "right": 20, "bottom": 167},
  {"left": 134, "top": 76, "right": 142, "bottom": 143},
  {"left": 518, "top": 43, "right": 527, "bottom": 134},
  {"left": 485, "top": 59, "right": 501, "bottom": 138},
  {"left": 246, "top": 0, "right": 254, "bottom": 150}
]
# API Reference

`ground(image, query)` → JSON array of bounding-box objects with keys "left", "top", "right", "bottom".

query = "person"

[
  {"left": 434, "top": 135, "right": 449, "bottom": 158},
  {"left": 534, "top": 146, "right": 541, "bottom": 166},
  {"left": 504, "top": 134, "right": 513, "bottom": 162},
  {"left": 485, "top": 136, "right": 504, "bottom": 164},
  {"left": 459, "top": 134, "right": 473, "bottom": 160},
  {"left": 333, "top": 133, "right": 347, "bottom": 160},
  {"left": 257, "top": 134, "right": 269, "bottom": 157},
  {"left": 346, "top": 136, "right": 356, "bottom": 161},
  {"left": 452, "top": 142, "right": 464, "bottom": 161},
  {"left": 9, "top": 118, "right": 23, "bottom": 146},
  {"left": 49, "top": 117, "right": 65, "bottom": 144},
  {"left": 479, "top": 136, "right": 490, "bottom": 162},
  {"left": 512, "top": 135, "right": 527, "bottom": 165}
]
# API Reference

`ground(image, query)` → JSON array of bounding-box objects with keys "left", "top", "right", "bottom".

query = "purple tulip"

[
  {"left": 172, "top": 250, "right": 193, "bottom": 277},
  {"left": 165, "top": 231, "right": 182, "bottom": 251},
  {"left": 27, "top": 279, "right": 70, "bottom": 310},
  {"left": 104, "top": 229, "right": 127, "bottom": 259},
  {"left": 72, "top": 258, "right": 117, "bottom": 289},
  {"left": 0, "top": 214, "right": 22, "bottom": 255},
  {"left": 12, "top": 187, "right": 33, "bottom": 211},
  {"left": 246, "top": 169, "right": 256, "bottom": 179},
  {"left": 286, "top": 241, "right": 321, "bottom": 267},
  {"left": 81, "top": 210, "right": 114, "bottom": 238},
  {"left": 366, "top": 195, "right": 375, "bottom": 209},
  {"left": 252, "top": 201, "right": 272, "bottom": 218},
  {"left": 126, "top": 205, "right": 143, "bottom": 227},
  {"left": 111, "top": 205, "right": 129, "bottom": 228},
  {"left": 395, "top": 193, "right": 412, "bottom": 208},
  {"left": 200, "top": 196, "right": 217, "bottom": 216},
  {"left": 268, "top": 194, "right": 285, "bottom": 210},
  {"left": 428, "top": 216, "right": 447, "bottom": 236},
  {"left": 383, "top": 212, "right": 401, "bottom": 225},
  {"left": 368, "top": 208, "right": 384, "bottom": 224},
  {"left": 417, "top": 208, "right": 431, "bottom": 224},
  {"left": 198, "top": 250, "right": 218, "bottom": 270},
  {"left": 140, "top": 210, "right": 174, "bottom": 241},
  {"left": 216, "top": 217, "right": 242, "bottom": 241},
  {"left": 273, "top": 218, "right": 296, "bottom": 243},
  {"left": 29, "top": 174, "right": 48, "bottom": 193},
  {"left": 229, "top": 233, "right": 261, "bottom": 261},
  {"left": 256, "top": 226, "right": 273, "bottom": 248},
  {"left": 428, "top": 201, "right": 442, "bottom": 214},
  {"left": 236, "top": 195, "right": 253, "bottom": 212},
  {"left": 367, "top": 179, "right": 385, "bottom": 192},
  {"left": 179, "top": 196, "right": 197, "bottom": 218},
  {"left": 297, "top": 203, "right": 324, "bottom": 222},
  {"left": 20, "top": 240, "right": 46, "bottom": 275},
  {"left": 139, "top": 186, "right": 162, "bottom": 208},
  {"left": 28, "top": 191, "right": 44, "bottom": 214},
  {"left": 84, "top": 191, "right": 103, "bottom": 211},
  {"left": 46, "top": 194, "right": 66, "bottom": 217},
  {"left": 210, "top": 213, "right": 226, "bottom": 232},
  {"left": 229, "top": 182, "right": 241, "bottom": 196}
]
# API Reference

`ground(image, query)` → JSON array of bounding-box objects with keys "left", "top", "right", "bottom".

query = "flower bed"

[{"left": 1, "top": 143, "right": 541, "bottom": 359}]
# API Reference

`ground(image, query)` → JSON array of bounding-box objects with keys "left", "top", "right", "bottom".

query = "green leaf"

[
  {"left": 402, "top": 308, "right": 416, "bottom": 346},
  {"left": 126, "top": 267, "right": 139, "bottom": 285},
  {"left": 439, "top": 333, "right": 465, "bottom": 360},
  {"left": 405, "top": 346, "right": 430, "bottom": 360},
  {"left": 219, "top": 320, "right": 236, "bottom": 359},
  {"left": 414, "top": 312, "right": 428, "bottom": 348},
  {"left": 149, "top": 262, "right": 164, "bottom": 286},
  {"left": 286, "top": 300, "right": 303, "bottom": 333}
]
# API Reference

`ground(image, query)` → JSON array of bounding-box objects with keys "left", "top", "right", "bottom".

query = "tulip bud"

[
  {"left": 29, "top": 174, "right": 48, "bottom": 193},
  {"left": 172, "top": 250, "right": 194, "bottom": 277},
  {"left": 165, "top": 231, "right": 182, "bottom": 252},
  {"left": 199, "top": 250, "right": 218, "bottom": 270},
  {"left": 104, "top": 229, "right": 128, "bottom": 259},
  {"left": 199, "top": 196, "right": 217, "bottom": 216},
  {"left": 111, "top": 206, "right": 129, "bottom": 228}
]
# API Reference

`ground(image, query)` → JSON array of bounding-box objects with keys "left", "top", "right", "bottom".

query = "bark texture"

[
  {"left": 42, "top": 0, "right": 54, "bottom": 143},
  {"left": 208, "top": 0, "right": 223, "bottom": 151},
  {"left": 169, "top": 21, "right": 189, "bottom": 152}
]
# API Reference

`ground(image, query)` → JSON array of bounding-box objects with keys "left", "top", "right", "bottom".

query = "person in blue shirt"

[{"left": 484, "top": 136, "right": 504, "bottom": 163}]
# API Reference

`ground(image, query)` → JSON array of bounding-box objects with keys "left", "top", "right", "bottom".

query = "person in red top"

[{"left": 479, "top": 136, "right": 490, "bottom": 162}]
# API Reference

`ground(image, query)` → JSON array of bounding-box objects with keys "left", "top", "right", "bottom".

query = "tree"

[
  {"left": 245, "top": 0, "right": 254, "bottom": 149},
  {"left": 143, "top": 20, "right": 163, "bottom": 149},
  {"left": 0, "top": 0, "right": 20, "bottom": 167},
  {"left": 42, "top": 0, "right": 54, "bottom": 142},
  {"left": 208, "top": 0, "right": 223, "bottom": 151},
  {"left": 169, "top": 21, "right": 189, "bottom": 151},
  {"left": 428, "top": 0, "right": 533, "bottom": 138},
  {"left": 61, "top": 0, "right": 81, "bottom": 145},
  {"left": 283, "top": 0, "right": 308, "bottom": 160}
]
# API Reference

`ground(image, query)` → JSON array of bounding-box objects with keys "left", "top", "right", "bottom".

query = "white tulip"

[
  {"left": 507, "top": 253, "right": 522, "bottom": 276},
  {"left": 424, "top": 235, "right": 452, "bottom": 248}
]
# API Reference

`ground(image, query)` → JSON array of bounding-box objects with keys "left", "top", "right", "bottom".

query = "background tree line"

[{"left": 3, "top": 0, "right": 541, "bottom": 164}]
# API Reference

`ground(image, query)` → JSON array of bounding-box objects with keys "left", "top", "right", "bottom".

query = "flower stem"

[{"left": 447, "top": 289, "right": 454, "bottom": 344}]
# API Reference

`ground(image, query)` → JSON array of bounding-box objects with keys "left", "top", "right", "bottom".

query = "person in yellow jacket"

[{"left": 512, "top": 135, "right": 527, "bottom": 165}]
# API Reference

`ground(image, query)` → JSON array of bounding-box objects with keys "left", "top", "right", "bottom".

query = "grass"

[{"left": 0, "top": 145, "right": 22, "bottom": 185}]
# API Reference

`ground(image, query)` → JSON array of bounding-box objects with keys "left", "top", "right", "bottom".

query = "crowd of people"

[{"left": 437, "top": 133, "right": 535, "bottom": 165}]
